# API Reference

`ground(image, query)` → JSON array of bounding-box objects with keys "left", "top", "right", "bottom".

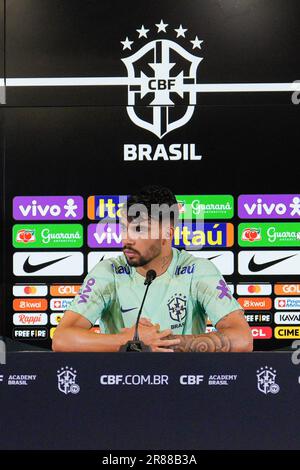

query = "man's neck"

[{"left": 136, "top": 250, "right": 173, "bottom": 278}]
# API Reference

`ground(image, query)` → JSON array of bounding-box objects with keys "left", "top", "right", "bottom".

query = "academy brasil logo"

[{"left": 121, "top": 20, "right": 203, "bottom": 139}]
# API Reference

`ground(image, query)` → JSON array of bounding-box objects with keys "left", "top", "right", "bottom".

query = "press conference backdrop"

[{"left": 1, "top": 0, "right": 300, "bottom": 351}]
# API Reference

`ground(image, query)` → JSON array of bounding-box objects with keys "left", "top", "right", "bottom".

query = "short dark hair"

[{"left": 125, "top": 185, "right": 178, "bottom": 225}]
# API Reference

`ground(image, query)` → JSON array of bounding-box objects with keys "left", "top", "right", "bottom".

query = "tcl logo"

[{"left": 251, "top": 327, "right": 273, "bottom": 339}]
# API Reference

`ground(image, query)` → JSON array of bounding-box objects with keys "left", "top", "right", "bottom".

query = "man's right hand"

[{"left": 120, "top": 321, "right": 181, "bottom": 352}]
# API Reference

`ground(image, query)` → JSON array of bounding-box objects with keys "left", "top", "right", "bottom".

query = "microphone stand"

[{"left": 119, "top": 277, "right": 154, "bottom": 352}]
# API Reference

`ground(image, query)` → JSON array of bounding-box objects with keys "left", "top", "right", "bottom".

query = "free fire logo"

[{"left": 121, "top": 20, "right": 203, "bottom": 138}]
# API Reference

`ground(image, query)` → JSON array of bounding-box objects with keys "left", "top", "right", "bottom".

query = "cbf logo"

[
  {"left": 256, "top": 366, "right": 280, "bottom": 395},
  {"left": 57, "top": 366, "right": 80, "bottom": 395},
  {"left": 121, "top": 20, "right": 203, "bottom": 138},
  {"left": 167, "top": 293, "right": 187, "bottom": 323}
]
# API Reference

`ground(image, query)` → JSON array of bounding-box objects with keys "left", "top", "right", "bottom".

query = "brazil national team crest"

[
  {"left": 256, "top": 366, "right": 280, "bottom": 395},
  {"left": 57, "top": 366, "right": 80, "bottom": 395},
  {"left": 168, "top": 293, "right": 187, "bottom": 323},
  {"left": 121, "top": 20, "right": 203, "bottom": 138}
]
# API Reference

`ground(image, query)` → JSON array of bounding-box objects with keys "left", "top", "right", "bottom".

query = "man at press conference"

[{"left": 52, "top": 186, "right": 253, "bottom": 353}]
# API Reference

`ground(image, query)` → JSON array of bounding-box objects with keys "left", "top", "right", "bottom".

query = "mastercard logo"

[
  {"left": 23, "top": 286, "right": 37, "bottom": 295},
  {"left": 247, "top": 285, "right": 261, "bottom": 294}
]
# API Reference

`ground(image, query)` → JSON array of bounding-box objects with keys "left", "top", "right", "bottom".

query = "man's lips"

[{"left": 124, "top": 249, "right": 138, "bottom": 257}]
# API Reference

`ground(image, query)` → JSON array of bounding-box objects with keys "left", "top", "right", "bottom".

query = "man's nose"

[{"left": 122, "top": 230, "right": 135, "bottom": 245}]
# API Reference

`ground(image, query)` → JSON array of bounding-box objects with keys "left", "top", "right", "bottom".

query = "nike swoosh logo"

[
  {"left": 23, "top": 255, "right": 71, "bottom": 273},
  {"left": 208, "top": 255, "right": 221, "bottom": 261},
  {"left": 248, "top": 254, "right": 297, "bottom": 273},
  {"left": 121, "top": 307, "right": 138, "bottom": 313}
]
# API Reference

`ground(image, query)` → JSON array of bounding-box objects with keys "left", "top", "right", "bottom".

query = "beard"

[
  {"left": 126, "top": 255, "right": 150, "bottom": 267},
  {"left": 123, "top": 244, "right": 161, "bottom": 267}
]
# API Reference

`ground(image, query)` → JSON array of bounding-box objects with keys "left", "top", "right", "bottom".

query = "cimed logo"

[{"left": 121, "top": 20, "right": 203, "bottom": 138}]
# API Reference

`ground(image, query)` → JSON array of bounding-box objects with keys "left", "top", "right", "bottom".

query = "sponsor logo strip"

[
  {"left": 173, "top": 223, "right": 234, "bottom": 248},
  {"left": 236, "top": 284, "right": 272, "bottom": 296},
  {"left": 13, "top": 285, "right": 48, "bottom": 297},
  {"left": 238, "top": 251, "right": 300, "bottom": 275},
  {"left": 13, "top": 224, "right": 83, "bottom": 248},
  {"left": 87, "top": 251, "right": 123, "bottom": 272},
  {"left": 13, "top": 252, "right": 84, "bottom": 276},
  {"left": 13, "top": 313, "right": 48, "bottom": 326},
  {"left": 275, "top": 284, "right": 300, "bottom": 296},
  {"left": 50, "top": 285, "right": 81, "bottom": 297},
  {"left": 50, "top": 313, "right": 65, "bottom": 326},
  {"left": 238, "top": 223, "right": 300, "bottom": 247},
  {"left": 13, "top": 298, "right": 48, "bottom": 311},
  {"left": 251, "top": 326, "right": 273, "bottom": 339},
  {"left": 13, "top": 328, "right": 48, "bottom": 340},
  {"left": 50, "top": 298, "right": 73, "bottom": 311},
  {"left": 275, "top": 327, "right": 300, "bottom": 339},
  {"left": 88, "top": 223, "right": 122, "bottom": 248},
  {"left": 274, "top": 312, "right": 300, "bottom": 325},
  {"left": 192, "top": 251, "right": 234, "bottom": 275},
  {"left": 238, "top": 297, "right": 272, "bottom": 310},
  {"left": 176, "top": 195, "right": 234, "bottom": 219},
  {"left": 238, "top": 195, "right": 300, "bottom": 219},
  {"left": 275, "top": 298, "right": 300, "bottom": 310},
  {"left": 244, "top": 313, "right": 272, "bottom": 325},
  {"left": 13, "top": 196, "right": 84, "bottom": 220},
  {"left": 87, "top": 196, "right": 127, "bottom": 220}
]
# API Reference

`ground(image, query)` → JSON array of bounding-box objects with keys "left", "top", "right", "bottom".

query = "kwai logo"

[{"left": 121, "top": 20, "right": 203, "bottom": 139}]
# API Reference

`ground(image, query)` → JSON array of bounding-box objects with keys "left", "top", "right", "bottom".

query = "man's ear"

[{"left": 162, "top": 224, "right": 174, "bottom": 240}]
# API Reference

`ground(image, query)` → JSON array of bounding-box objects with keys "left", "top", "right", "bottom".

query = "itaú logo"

[{"left": 121, "top": 20, "right": 203, "bottom": 138}]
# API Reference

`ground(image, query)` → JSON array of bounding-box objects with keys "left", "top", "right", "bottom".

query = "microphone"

[{"left": 119, "top": 269, "right": 157, "bottom": 352}]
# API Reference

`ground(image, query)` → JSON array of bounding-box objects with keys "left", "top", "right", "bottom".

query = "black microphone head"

[{"left": 144, "top": 269, "right": 157, "bottom": 285}]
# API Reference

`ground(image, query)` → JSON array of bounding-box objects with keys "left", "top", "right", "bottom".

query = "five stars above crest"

[{"left": 121, "top": 20, "right": 204, "bottom": 52}]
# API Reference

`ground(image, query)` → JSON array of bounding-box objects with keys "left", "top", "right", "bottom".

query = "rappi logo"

[{"left": 241, "top": 228, "right": 261, "bottom": 242}]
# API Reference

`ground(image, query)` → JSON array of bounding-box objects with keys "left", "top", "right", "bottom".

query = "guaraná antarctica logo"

[{"left": 121, "top": 20, "right": 203, "bottom": 138}]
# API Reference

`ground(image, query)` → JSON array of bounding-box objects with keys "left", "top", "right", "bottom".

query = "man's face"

[{"left": 121, "top": 216, "right": 162, "bottom": 267}]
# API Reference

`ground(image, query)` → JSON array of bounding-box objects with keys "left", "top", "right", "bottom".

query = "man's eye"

[{"left": 136, "top": 226, "right": 147, "bottom": 233}]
